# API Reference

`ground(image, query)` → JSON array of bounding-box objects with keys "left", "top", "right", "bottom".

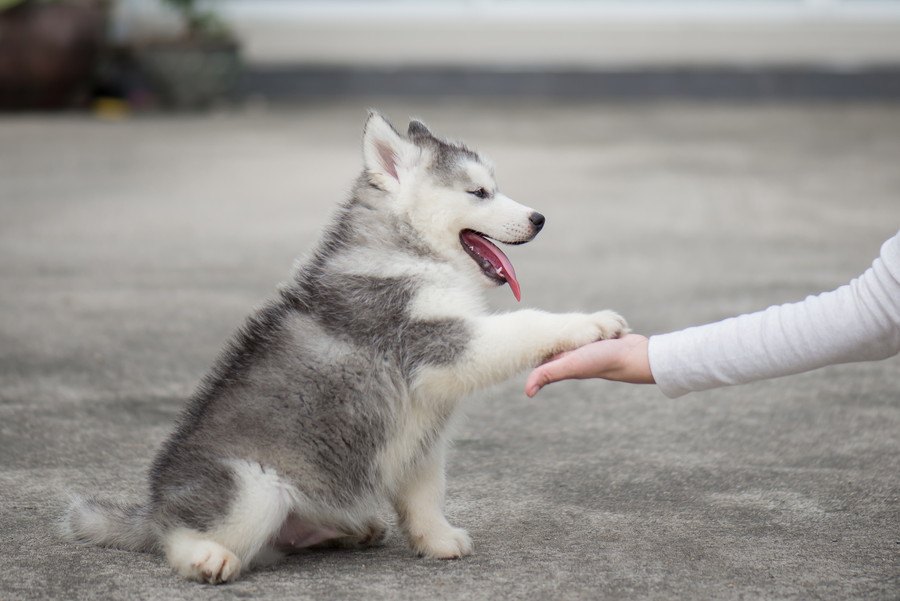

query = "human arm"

[{"left": 526, "top": 230, "right": 900, "bottom": 398}]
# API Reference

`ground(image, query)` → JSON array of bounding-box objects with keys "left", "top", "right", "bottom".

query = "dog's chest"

[{"left": 376, "top": 387, "right": 459, "bottom": 492}]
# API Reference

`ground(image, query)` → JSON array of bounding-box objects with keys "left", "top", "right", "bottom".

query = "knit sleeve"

[{"left": 648, "top": 231, "right": 900, "bottom": 398}]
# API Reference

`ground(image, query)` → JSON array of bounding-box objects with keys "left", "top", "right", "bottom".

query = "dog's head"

[{"left": 362, "top": 112, "right": 544, "bottom": 301}]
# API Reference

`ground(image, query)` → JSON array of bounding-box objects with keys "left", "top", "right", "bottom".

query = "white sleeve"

[{"left": 648, "top": 231, "right": 900, "bottom": 399}]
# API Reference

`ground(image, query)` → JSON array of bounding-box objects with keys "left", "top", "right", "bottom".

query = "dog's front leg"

[
  {"left": 418, "top": 309, "right": 627, "bottom": 399},
  {"left": 392, "top": 442, "right": 473, "bottom": 559}
]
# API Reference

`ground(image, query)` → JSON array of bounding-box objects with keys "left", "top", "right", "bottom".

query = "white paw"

[
  {"left": 409, "top": 525, "right": 473, "bottom": 559},
  {"left": 590, "top": 310, "right": 630, "bottom": 341},
  {"left": 555, "top": 310, "right": 629, "bottom": 354},
  {"left": 181, "top": 540, "right": 242, "bottom": 584}
]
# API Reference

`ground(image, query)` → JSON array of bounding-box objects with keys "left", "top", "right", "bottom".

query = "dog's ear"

[
  {"left": 363, "top": 112, "right": 419, "bottom": 188},
  {"left": 407, "top": 119, "right": 432, "bottom": 139}
]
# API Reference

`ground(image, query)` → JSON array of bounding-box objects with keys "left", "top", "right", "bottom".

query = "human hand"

[{"left": 525, "top": 333, "right": 654, "bottom": 397}]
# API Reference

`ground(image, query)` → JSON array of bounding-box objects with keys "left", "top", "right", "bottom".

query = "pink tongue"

[{"left": 462, "top": 231, "right": 521, "bottom": 301}]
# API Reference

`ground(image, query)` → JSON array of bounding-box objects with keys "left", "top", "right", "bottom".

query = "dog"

[{"left": 64, "top": 112, "right": 628, "bottom": 584}]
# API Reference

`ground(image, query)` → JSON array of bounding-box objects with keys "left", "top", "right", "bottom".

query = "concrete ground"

[{"left": 1, "top": 101, "right": 898, "bottom": 600}]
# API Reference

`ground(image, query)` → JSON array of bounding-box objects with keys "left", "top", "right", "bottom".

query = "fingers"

[
  {"left": 524, "top": 366, "right": 549, "bottom": 397},
  {"left": 525, "top": 339, "right": 621, "bottom": 396},
  {"left": 524, "top": 334, "right": 653, "bottom": 397},
  {"left": 525, "top": 356, "right": 575, "bottom": 397}
]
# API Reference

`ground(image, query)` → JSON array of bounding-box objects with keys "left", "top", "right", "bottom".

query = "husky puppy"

[{"left": 65, "top": 113, "right": 627, "bottom": 584}]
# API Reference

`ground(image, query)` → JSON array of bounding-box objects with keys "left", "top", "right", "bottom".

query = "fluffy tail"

[{"left": 63, "top": 495, "right": 157, "bottom": 552}]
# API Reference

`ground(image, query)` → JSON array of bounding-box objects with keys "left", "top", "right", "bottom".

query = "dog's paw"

[
  {"left": 179, "top": 540, "right": 241, "bottom": 584},
  {"left": 553, "top": 310, "right": 629, "bottom": 354},
  {"left": 409, "top": 525, "right": 473, "bottom": 560},
  {"left": 359, "top": 518, "right": 390, "bottom": 547},
  {"left": 590, "top": 310, "right": 629, "bottom": 341},
  {"left": 324, "top": 518, "right": 390, "bottom": 549}
]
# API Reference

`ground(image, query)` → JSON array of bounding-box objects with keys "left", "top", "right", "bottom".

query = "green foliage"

[
  {"left": 0, "top": 0, "right": 31, "bottom": 11},
  {"left": 160, "top": 0, "right": 231, "bottom": 39}
]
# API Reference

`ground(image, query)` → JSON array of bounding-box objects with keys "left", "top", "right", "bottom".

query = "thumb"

[{"left": 525, "top": 355, "right": 576, "bottom": 397}]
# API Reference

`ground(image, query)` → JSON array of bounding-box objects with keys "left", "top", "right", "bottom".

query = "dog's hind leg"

[{"left": 160, "top": 460, "right": 297, "bottom": 584}]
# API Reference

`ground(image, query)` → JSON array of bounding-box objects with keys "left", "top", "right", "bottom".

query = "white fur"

[
  {"left": 209, "top": 461, "right": 298, "bottom": 565},
  {"left": 162, "top": 461, "right": 295, "bottom": 582},
  {"left": 164, "top": 529, "right": 242, "bottom": 584},
  {"left": 162, "top": 460, "right": 388, "bottom": 582},
  {"left": 359, "top": 114, "right": 628, "bottom": 561},
  {"left": 392, "top": 442, "right": 473, "bottom": 559},
  {"left": 138, "top": 113, "right": 628, "bottom": 582},
  {"left": 363, "top": 113, "right": 424, "bottom": 191}
]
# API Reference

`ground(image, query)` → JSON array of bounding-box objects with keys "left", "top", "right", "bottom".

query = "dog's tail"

[{"left": 62, "top": 494, "right": 157, "bottom": 552}]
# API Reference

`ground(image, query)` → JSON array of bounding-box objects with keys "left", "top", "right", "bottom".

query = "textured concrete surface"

[{"left": 1, "top": 102, "right": 898, "bottom": 600}]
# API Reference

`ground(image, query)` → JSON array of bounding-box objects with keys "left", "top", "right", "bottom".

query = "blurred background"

[{"left": 3, "top": 0, "right": 900, "bottom": 109}]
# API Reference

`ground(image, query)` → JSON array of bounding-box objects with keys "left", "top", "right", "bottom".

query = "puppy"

[{"left": 65, "top": 113, "right": 627, "bottom": 583}]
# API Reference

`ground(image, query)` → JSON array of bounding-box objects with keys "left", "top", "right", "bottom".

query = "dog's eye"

[{"left": 468, "top": 188, "right": 489, "bottom": 199}]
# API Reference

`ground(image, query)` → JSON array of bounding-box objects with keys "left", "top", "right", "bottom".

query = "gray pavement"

[{"left": 1, "top": 101, "right": 898, "bottom": 600}]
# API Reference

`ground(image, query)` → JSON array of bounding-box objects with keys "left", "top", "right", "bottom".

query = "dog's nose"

[{"left": 529, "top": 212, "right": 545, "bottom": 232}]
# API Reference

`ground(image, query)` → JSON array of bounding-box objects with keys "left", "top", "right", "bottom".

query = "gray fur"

[
  {"left": 65, "top": 118, "right": 476, "bottom": 553},
  {"left": 407, "top": 119, "right": 432, "bottom": 138},
  {"left": 64, "top": 496, "right": 158, "bottom": 552},
  {"left": 406, "top": 120, "right": 484, "bottom": 185}
]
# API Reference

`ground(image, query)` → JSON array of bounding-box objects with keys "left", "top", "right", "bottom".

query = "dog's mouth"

[{"left": 459, "top": 229, "right": 523, "bottom": 301}]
